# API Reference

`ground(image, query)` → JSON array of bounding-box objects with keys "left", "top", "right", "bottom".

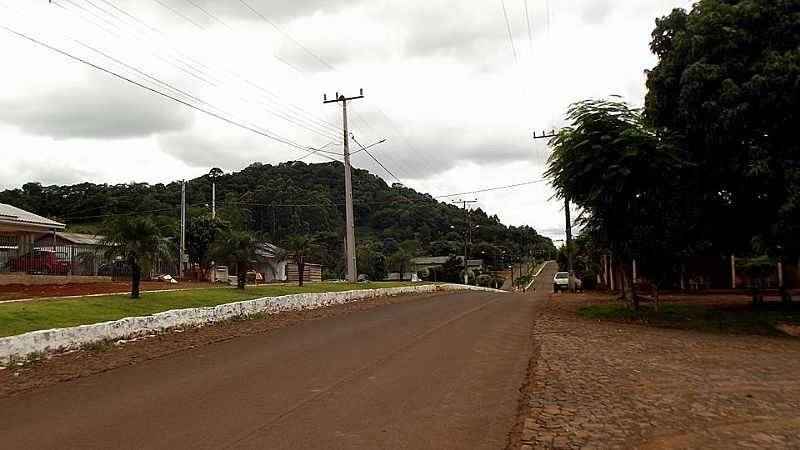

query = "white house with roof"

[
  {"left": 0, "top": 203, "right": 75, "bottom": 283},
  {"left": 0, "top": 203, "right": 65, "bottom": 255}
]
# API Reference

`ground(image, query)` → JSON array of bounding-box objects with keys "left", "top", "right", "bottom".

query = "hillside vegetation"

[{"left": 0, "top": 162, "right": 554, "bottom": 279}]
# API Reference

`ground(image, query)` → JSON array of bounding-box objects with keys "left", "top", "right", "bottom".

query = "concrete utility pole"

[
  {"left": 180, "top": 180, "right": 186, "bottom": 278},
  {"left": 565, "top": 197, "right": 575, "bottom": 293},
  {"left": 324, "top": 89, "right": 364, "bottom": 282},
  {"left": 452, "top": 199, "right": 478, "bottom": 284},
  {"left": 212, "top": 182, "right": 216, "bottom": 219}
]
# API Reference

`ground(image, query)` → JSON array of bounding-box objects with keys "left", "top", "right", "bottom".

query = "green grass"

[
  {"left": 579, "top": 303, "right": 800, "bottom": 336},
  {"left": 0, "top": 282, "right": 433, "bottom": 338}
]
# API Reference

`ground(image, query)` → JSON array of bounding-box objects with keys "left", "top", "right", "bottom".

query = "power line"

[
  {"left": 524, "top": 0, "right": 533, "bottom": 52},
  {"left": 0, "top": 23, "right": 324, "bottom": 158},
  {"left": 500, "top": 0, "right": 518, "bottom": 63},
  {"left": 233, "top": 0, "right": 434, "bottom": 183},
  {"left": 236, "top": 0, "right": 336, "bottom": 72},
  {"left": 351, "top": 135, "right": 402, "bottom": 185},
  {"left": 76, "top": 0, "right": 345, "bottom": 140},
  {"left": 435, "top": 179, "right": 546, "bottom": 199},
  {"left": 53, "top": 0, "right": 345, "bottom": 143}
]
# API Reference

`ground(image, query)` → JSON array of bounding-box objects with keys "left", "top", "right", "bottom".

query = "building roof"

[
  {"left": 35, "top": 232, "right": 104, "bottom": 245},
  {"left": 256, "top": 242, "right": 287, "bottom": 259},
  {"left": 413, "top": 256, "right": 451, "bottom": 265},
  {"left": 0, "top": 203, "right": 64, "bottom": 230},
  {"left": 413, "top": 256, "right": 484, "bottom": 267}
]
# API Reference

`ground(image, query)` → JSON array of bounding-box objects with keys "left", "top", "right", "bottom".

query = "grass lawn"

[
  {"left": 579, "top": 302, "right": 800, "bottom": 336},
  {"left": 0, "top": 282, "right": 434, "bottom": 338}
]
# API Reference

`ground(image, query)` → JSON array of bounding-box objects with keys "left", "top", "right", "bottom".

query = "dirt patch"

[
  {"left": 0, "top": 291, "right": 443, "bottom": 399},
  {"left": 0, "top": 280, "right": 221, "bottom": 301}
]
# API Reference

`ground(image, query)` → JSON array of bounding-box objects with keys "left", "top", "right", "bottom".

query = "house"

[
  {"left": 253, "top": 243, "right": 289, "bottom": 282},
  {"left": 33, "top": 232, "right": 105, "bottom": 276},
  {"left": 0, "top": 203, "right": 71, "bottom": 283},
  {"left": 413, "top": 256, "right": 485, "bottom": 273},
  {"left": 286, "top": 262, "right": 323, "bottom": 283}
]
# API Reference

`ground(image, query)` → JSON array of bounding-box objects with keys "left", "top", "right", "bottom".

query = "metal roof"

[
  {"left": 0, "top": 203, "right": 65, "bottom": 230},
  {"left": 35, "top": 232, "right": 104, "bottom": 245},
  {"left": 255, "top": 242, "right": 287, "bottom": 259}
]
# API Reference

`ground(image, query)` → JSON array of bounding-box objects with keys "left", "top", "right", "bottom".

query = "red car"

[{"left": 5, "top": 250, "right": 72, "bottom": 274}]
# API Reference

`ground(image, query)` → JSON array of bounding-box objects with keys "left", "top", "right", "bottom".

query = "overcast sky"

[{"left": 0, "top": 0, "right": 692, "bottom": 241}]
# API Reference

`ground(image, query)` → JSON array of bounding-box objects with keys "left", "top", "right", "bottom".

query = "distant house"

[
  {"left": 286, "top": 262, "right": 323, "bottom": 283},
  {"left": 253, "top": 243, "right": 289, "bottom": 282},
  {"left": 413, "top": 256, "right": 484, "bottom": 272}
]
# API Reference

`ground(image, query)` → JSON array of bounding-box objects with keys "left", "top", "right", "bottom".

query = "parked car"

[
  {"left": 4, "top": 250, "right": 72, "bottom": 274},
  {"left": 553, "top": 271, "right": 582, "bottom": 292}
]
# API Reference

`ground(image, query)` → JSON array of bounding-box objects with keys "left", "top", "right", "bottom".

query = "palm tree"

[
  {"left": 100, "top": 217, "right": 172, "bottom": 299},
  {"left": 284, "top": 235, "right": 316, "bottom": 287},
  {"left": 210, "top": 232, "right": 261, "bottom": 290}
]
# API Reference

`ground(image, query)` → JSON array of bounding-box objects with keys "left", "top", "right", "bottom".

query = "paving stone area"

[{"left": 520, "top": 298, "right": 800, "bottom": 449}]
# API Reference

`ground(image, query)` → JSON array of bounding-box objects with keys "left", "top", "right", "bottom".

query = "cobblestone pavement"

[{"left": 519, "top": 296, "right": 800, "bottom": 449}]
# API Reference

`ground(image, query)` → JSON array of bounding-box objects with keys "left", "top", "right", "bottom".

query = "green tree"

[
  {"left": 285, "top": 234, "right": 317, "bottom": 287},
  {"left": 210, "top": 232, "right": 261, "bottom": 290},
  {"left": 546, "top": 99, "right": 686, "bottom": 308},
  {"left": 387, "top": 250, "right": 415, "bottom": 281},
  {"left": 645, "top": 0, "right": 800, "bottom": 267},
  {"left": 186, "top": 215, "right": 229, "bottom": 277},
  {"left": 100, "top": 217, "right": 173, "bottom": 299}
]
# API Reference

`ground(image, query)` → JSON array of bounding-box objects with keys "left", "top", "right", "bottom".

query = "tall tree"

[
  {"left": 546, "top": 99, "right": 686, "bottom": 308},
  {"left": 186, "top": 215, "right": 229, "bottom": 278},
  {"left": 284, "top": 234, "right": 317, "bottom": 287},
  {"left": 645, "top": 0, "right": 800, "bottom": 266},
  {"left": 100, "top": 217, "right": 173, "bottom": 299}
]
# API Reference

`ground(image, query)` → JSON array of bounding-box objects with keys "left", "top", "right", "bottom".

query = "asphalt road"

[{"left": 0, "top": 268, "right": 555, "bottom": 450}]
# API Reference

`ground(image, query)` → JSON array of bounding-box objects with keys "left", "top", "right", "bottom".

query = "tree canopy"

[
  {"left": 1, "top": 162, "right": 555, "bottom": 279},
  {"left": 645, "top": 0, "right": 800, "bottom": 261}
]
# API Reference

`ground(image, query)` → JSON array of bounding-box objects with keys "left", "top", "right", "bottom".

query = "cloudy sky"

[{"left": 0, "top": 0, "right": 692, "bottom": 241}]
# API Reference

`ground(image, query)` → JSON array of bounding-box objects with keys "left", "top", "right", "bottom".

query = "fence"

[{"left": 0, "top": 234, "right": 172, "bottom": 279}]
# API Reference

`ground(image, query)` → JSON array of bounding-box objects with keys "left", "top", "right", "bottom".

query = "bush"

[{"left": 476, "top": 274, "right": 493, "bottom": 287}]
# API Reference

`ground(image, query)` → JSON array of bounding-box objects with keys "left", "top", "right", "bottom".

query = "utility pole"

[
  {"left": 452, "top": 199, "right": 478, "bottom": 284},
  {"left": 324, "top": 89, "right": 364, "bottom": 282},
  {"left": 180, "top": 180, "right": 186, "bottom": 278},
  {"left": 211, "top": 182, "right": 216, "bottom": 219},
  {"left": 565, "top": 197, "right": 575, "bottom": 293}
]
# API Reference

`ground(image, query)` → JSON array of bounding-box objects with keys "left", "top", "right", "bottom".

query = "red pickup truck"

[{"left": 4, "top": 250, "right": 72, "bottom": 274}]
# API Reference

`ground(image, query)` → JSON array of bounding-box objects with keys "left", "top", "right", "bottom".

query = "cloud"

[
  {"left": 579, "top": 0, "right": 615, "bottom": 25},
  {"left": 0, "top": 73, "right": 192, "bottom": 140},
  {"left": 191, "top": 0, "right": 358, "bottom": 23}
]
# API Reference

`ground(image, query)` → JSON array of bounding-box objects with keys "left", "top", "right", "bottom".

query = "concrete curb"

[
  {"left": 523, "top": 261, "right": 553, "bottom": 291},
  {"left": 0, "top": 284, "right": 503, "bottom": 364}
]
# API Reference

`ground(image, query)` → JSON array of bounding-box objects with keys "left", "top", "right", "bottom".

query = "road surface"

[{"left": 0, "top": 268, "right": 555, "bottom": 449}]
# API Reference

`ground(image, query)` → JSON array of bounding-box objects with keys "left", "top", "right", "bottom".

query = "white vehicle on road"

[{"left": 553, "top": 271, "right": 581, "bottom": 293}]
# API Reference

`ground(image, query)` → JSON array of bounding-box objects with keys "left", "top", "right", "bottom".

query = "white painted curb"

[
  {"left": 0, "top": 284, "right": 503, "bottom": 364},
  {"left": 523, "top": 261, "right": 553, "bottom": 291}
]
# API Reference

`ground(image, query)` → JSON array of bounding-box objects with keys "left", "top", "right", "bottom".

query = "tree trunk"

[
  {"left": 781, "top": 287, "right": 793, "bottom": 305},
  {"left": 298, "top": 260, "right": 305, "bottom": 287},
  {"left": 237, "top": 262, "right": 246, "bottom": 290},
  {"left": 620, "top": 260, "right": 636, "bottom": 310},
  {"left": 131, "top": 262, "right": 141, "bottom": 299},
  {"left": 651, "top": 283, "right": 659, "bottom": 313}
]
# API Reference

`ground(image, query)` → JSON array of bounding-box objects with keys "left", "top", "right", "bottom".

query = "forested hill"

[{"left": 0, "top": 161, "right": 555, "bottom": 277}]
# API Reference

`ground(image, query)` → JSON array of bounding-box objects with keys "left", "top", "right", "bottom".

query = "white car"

[{"left": 553, "top": 271, "right": 581, "bottom": 292}]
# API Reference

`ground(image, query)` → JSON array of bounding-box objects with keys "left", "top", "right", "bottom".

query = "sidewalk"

[{"left": 518, "top": 297, "right": 800, "bottom": 449}]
